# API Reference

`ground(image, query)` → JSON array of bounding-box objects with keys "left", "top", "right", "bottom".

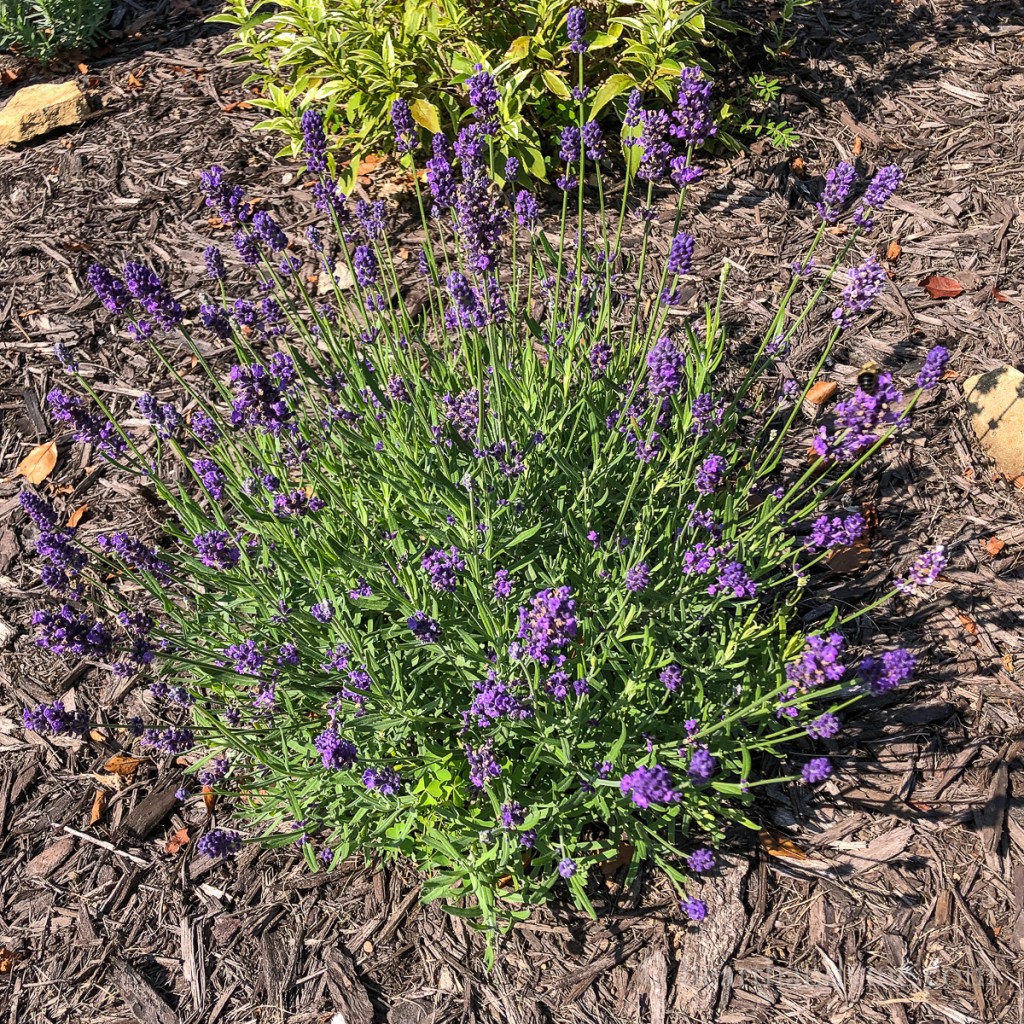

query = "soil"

[{"left": 2, "top": 1, "right": 1024, "bottom": 1022}]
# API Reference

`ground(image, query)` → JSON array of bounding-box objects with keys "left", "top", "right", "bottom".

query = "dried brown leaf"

[
  {"left": 886, "top": 240, "right": 902, "bottom": 261},
  {"left": 0, "top": 947, "right": 28, "bottom": 973},
  {"left": 919, "top": 274, "right": 964, "bottom": 300},
  {"left": 958, "top": 612, "right": 979, "bottom": 637},
  {"left": 103, "top": 753, "right": 143, "bottom": 776},
  {"left": 202, "top": 785, "right": 217, "bottom": 814},
  {"left": 67, "top": 503, "right": 88, "bottom": 528},
  {"left": 16, "top": 440, "right": 58, "bottom": 484},
  {"left": 90, "top": 789, "right": 108, "bottom": 825},
  {"left": 806, "top": 381, "right": 838, "bottom": 405},
  {"left": 165, "top": 827, "right": 190, "bottom": 855},
  {"left": 759, "top": 830, "right": 809, "bottom": 860},
  {"left": 852, "top": 136, "right": 863, "bottom": 156},
  {"left": 981, "top": 536, "right": 1006, "bottom": 556},
  {"left": 827, "top": 539, "right": 871, "bottom": 574}
]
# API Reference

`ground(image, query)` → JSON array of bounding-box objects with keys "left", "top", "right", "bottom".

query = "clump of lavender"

[{"left": 20, "top": 65, "right": 944, "bottom": 937}]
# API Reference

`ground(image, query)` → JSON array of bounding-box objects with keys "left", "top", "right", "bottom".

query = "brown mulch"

[{"left": 2, "top": 1, "right": 1024, "bottom": 1022}]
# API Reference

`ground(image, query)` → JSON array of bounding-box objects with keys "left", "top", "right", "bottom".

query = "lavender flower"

[
  {"left": 301, "top": 108, "right": 328, "bottom": 172},
  {"left": 421, "top": 546, "right": 465, "bottom": 592},
  {"left": 22, "top": 700, "right": 88, "bottom": 737},
  {"left": 688, "top": 747, "right": 717, "bottom": 783},
  {"left": 812, "top": 370, "right": 904, "bottom": 463},
  {"left": 670, "top": 68, "right": 716, "bottom": 146},
  {"left": 407, "top": 611, "right": 443, "bottom": 644},
  {"left": 193, "top": 530, "right": 241, "bottom": 570},
  {"left": 670, "top": 156, "right": 703, "bottom": 188},
  {"left": 708, "top": 561, "right": 757, "bottom": 599},
  {"left": 858, "top": 649, "right": 916, "bottom": 693},
  {"left": 863, "top": 164, "right": 905, "bottom": 209},
  {"left": 315, "top": 728, "right": 358, "bottom": 770},
  {"left": 252, "top": 210, "right": 288, "bottom": 253},
  {"left": 681, "top": 897, "right": 708, "bottom": 921},
  {"left": 559, "top": 126, "right": 581, "bottom": 165},
  {"left": 806, "top": 712, "right": 842, "bottom": 739},
  {"left": 895, "top": 545, "right": 946, "bottom": 595},
  {"left": 363, "top": 766, "right": 402, "bottom": 795},
  {"left": 87, "top": 263, "right": 130, "bottom": 313},
  {"left": 504, "top": 156, "right": 519, "bottom": 182},
  {"left": 786, "top": 633, "right": 846, "bottom": 692},
  {"left": 805, "top": 512, "right": 867, "bottom": 550},
  {"left": 426, "top": 134, "right": 456, "bottom": 215},
  {"left": 647, "top": 335, "right": 686, "bottom": 396},
  {"left": 637, "top": 108, "right": 672, "bottom": 182},
  {"left": 203, "top": 246, "right": 226, "bottom": 281},
  {"left": 493, "top": 569, "right": 514, "bottom": 601},
  {"left": 199, "top": 165, "right": 251, "bottom": 225},
  {"left": 515, "top": 190, "right": 538, "bottom": 230},
  {"left": 468, "top": 672, "right": 532, "bottom": 727},
  {"left": 815, "top": 161, "right": 857, "bottom": 223},
  {"left": 687, "top": 848, "right": 715, "bottom": 873},
  {"left": 620, "top": 764, "right": 680, "bottom": 808},
  {"left": 695, "top": 454, "right": 727, "bottom": 495},
  {"left": 625, "top": 563, "right": 651, "bottom": 593},
  {"left": 465, "top": 739, "right": 501, "bottom": 788},
  {"left": 623, "top": 89, "right": 643, "bottom": 132},
  {"left": 582, "top": 120, "right": 605, "bottom": 161},
  {"left": 32, "top": 605, "right": 112, "bottom": 658},
  {"left": 832, "top": 256, "right": 887, "bottom": 329},
  {"left": 123, "top": 261, "right": 186, "bottom": 330},
  {"left": 660, "top": 664, "right": 683, "bottom": 691},
  {"left": 353, "top": 245, "right": 378, "bottom": 288},
  {"left": 667, "top": 232, "right": 695, "bottom": 276},
  {"left": 567, "top": 6, "right": 587, "bottom": 51},
  {"left": 514, "top": 587, "right": 578, "bottom": 664},
  {"left": 466, "top": 64, "right": 500, "bottom": 135},
  {"left": 391, "top": 98, "right": 417, "bottom": 154},
  {"left": 19, "top": 490, "right": 58, "bottom": 529},
  {"left": 141, "top": 726, "right": 194, "bottom": 754},
  {"left": 916, "top": 345, "right": 949, "bottom": 390},
  {"left": 311, "top": 600, "right": 334, "bottom": 623},
  {"left": 801, "top": 757, "right": 832, "bottom": 784},
  {"left": 558, "top": 857, "right": 577, "bottom": 878},
  {"left": 197, "top": 828, "right": 242, "bottom": 859},
  {"left": 499, "top": 801, "right": 526, "bottom": 828}
]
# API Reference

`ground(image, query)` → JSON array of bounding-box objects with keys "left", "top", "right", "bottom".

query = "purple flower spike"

[
  {"left": 363, "top": 766, "right": 402, "bottom": 795},
  {"left": 407, "top": 611, "right": 443, "bottom": 644},
  {"left": 619, "top": 764, "right": 680, "bottom": 808},
  {"left": 625, "top": 563, "right": 651, "bottom": 593},
  {"left": 197, "top": 828, "right": 243, "bottom": 859},
  {"left": 832, "top": 256, "right": 887, "bottom": 330},
  {"left": 567, "top": 6, "right": 587, "bottom": 52},
  {"left": 687, "top": 747, "right": 717, "bottom": 783},
  {"left": 695, "top": 454, "right": 727, "bottom": 495},
  {"left": 466, "top": 64, "right": 500, "bottom": 135},
  {"left": 681, "top": 896, "right": 708, "bottom": 922},
  {"left": 815, "top": 161, "right": 857, "bottom": 224},
  {"left": 315, "top": 727, "right": 358, "bottom": 770},
  {"left": 301, "top": 108, "right": 328, "bottom": 173},
  {"left": 801, "top": 757, "right": 832, "bottom": 784},
  {"left": 687, "top": 848, "right": 715, "bottom": 873},
  {"left": 863, "top": 164, "right": 905, "bottom": 209},
  {"left": 858, "top": 648, "right": 916, "bottom": 694},
  {"left": 895, "top": 546, "right": 946, "bottom": 595},
  {"left": 671, "top": 67, "right": 716, "bottom": 147},
  {"left": 668, "top": 232, "right": 695, "bottom": 276},
  {"left": 916, "top": 346, "right": 950, "bottom": 390},
  {"left": 87, "top": 263, "right": 131, "bottom": 314},
  {"left": 647, "top": 335, "right": 686, "bottom": 396},
  {"left": 558, "top": 857, "right": 577, "bottom": 878},
  {"left": 391, "top": 98, "right": 417, "bottom": 153}
]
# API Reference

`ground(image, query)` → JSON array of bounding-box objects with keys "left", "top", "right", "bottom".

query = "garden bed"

[{"left": 1, "top": 1, "right": 1023, "bottom": 1022}]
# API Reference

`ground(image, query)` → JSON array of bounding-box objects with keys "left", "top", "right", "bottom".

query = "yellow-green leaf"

[
  {"left": 505, "top": 35, "right": 531, "bottom": 61},
  {"left": 589, "top": 73, "right": 635, "bottom": 120},
  {"left": 409, "top": 98, "right": 441, "bottom": 135},
  {"left": 541, "top": 69, "right": 571, "bottom": 101}
]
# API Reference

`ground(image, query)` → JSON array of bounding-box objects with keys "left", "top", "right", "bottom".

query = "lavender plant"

[{"left": 20, "top": 41, "right": 949, "bottom": 942}]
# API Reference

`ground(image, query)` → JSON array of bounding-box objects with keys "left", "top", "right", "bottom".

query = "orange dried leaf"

[
  {"left": 957, "top": 612, "right": 979, "bottom": 637},
  {"left": 827, "top": 539, "right": 871, "bottom": 574},
  {"left": 806, "top": 381, "right": 838, "bottom": 405},
  {"left": 77, "top": 63, "right": 89, "bottom": 73},
  {"left": 103, "top": 753, "right": 143, "bottom": 776},
  {"left": 852, "top": 136, "right": 864, "bottom": 156},
  {"left": 920, "top": 274, "right": 964, "bottom": 300},
  {"left": 981, "top": 536, "right": 1006, "bottom": 557},
  {"left": 165, "top": 827, "right": 190, "bottom": 854},
  {"left": 0, "top": 947, "right": 27, "bottom": 973},
  {"left": 991, "top": 286, "right": 1008, "bottom": 303},
  {"left": 202, "top": 785, "right": 217, "bottom": 814},
  {"left": 66, "top": 503, "right": 88, "bottom": 528},
  {"left": 16, "top": 440, "right": 58, "bottom": 484},
  {"left": 759, "top": 830, "right": 809, "bottom": 860},
  {"left": 790, "top": 156, "right": 807, "bottom": 179},
  {"left": 886, "top": 240, "right": 902, "bottom": 262},
  {"left": 90, "top": 789, "right": 108, "bottom": 825}
]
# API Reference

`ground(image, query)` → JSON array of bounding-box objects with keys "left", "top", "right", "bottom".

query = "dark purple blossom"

[
  {"left": 688, "top": 747, "right": 717, "bottom": 783},
  {"left": 812, "top": 370, "right": 905, "bottom": 463},
  {"left": 660, "top": 664, "right": 683, "bottom": 691},
  {"left": 96, "top": 532, "right": 172, "bottom": 582},
  {"left": 123, "top": 261, "right": 185, "bottom": 329},
  {"left": 647, "top": 335, "right": 686, "bottom": 396},
  {"left": 582, "top": 120, "right": 605, "bottom": 161},
  {"left": 421, "top": 546, "right": 465, "bottom": 592},
  {"left": 467, "top": 672, "right": 532, "bottom": 728},
  {"left": 558, "top": 857, "right": 577, "bottom": 878},
  {"left": 22, "top": 699, "right": 88, "bottom": 737},
  {"left": 199, "top": 165, "right": 251, "bottom": 225},
  {"left": 513, "top": 587, "right": 578, "bottom": 665},
  {"left": 695, "top": 454, "right": 727, "bottom": 495},
  {"left": 815, "top": 161, "right": 857, "bottom": 223},
  {"left": 708, "top": 561, "right": 757, "bottom": 599},
  {"left": 499, "top": 801, "right": 526, "bottom": 828},
  {"left": 141, "top": 726, "right": 194, "bottom": 754},
  {"left": 193, "top": 529, "right": 241, "bottom": 570},
  {"left": 863, "top": 164, "right": 904, "bottom": 209},
  {"left": 895, "top": 546, "right": 946, "bottom": 595},
  {"left": 229, "top": 358, "right": 295, "bottom": 434},
  {"left": 426, "top": 134, "right": 456, "bottom": 215},
  {"left": 623, "top": 89, "right": 643, "bottom": 131},
  {"left": 197, "top": 828, "right": 242, "bottom": 859},
  {"left": 625, "top": 562, "right": 651, "bottom": 593},
  {"left": 670, "top": 67, "right": 716, "bottom": 146},
  {"left": 681, "top": 897, "right": 708, "bottom": 921},
  {"left": 315, "top": 727, "right": 358, "bottom": 770},
  {"left": 356, "top": 199, "right": 386, "bottom": 240},
  {"left": 667, "top": 232, "right": 694, "bottom": 276},
  {"left": 465, "top": 738, "right": 501, "bottom": 788},
  {"left": 515, "top": 190, "right": 538, "bottom": 229},
  {"left": 87, "top": 263, "right": 130, "bottom": 313},
  {"left": 833, "top": 256, "right": 887, "bottom": 329},
  {"left": 687, "top": 848, "right": 715, "bottom": 873},
  {"left": 806, "top": 712, "right": 842, "bottom": 739},
  {"left": 272, "top": 489, "right": 325, "bottom": 517},
  {"left": 567, "top": 6, "right": 587, "bottom": 51},
  {"left": 190, "top": 410, "right": 222, "bottom": 445},
  {"left": 391, "top": 98, "right": 416, "bottom": 153},
  {"left": 233, "top": 230, "right": 260, "bottom": 266},
  {"left": 805, "top": 512, "right": 867, "bottom": 550},
  {"left": 786, "top": 633, "right": 846, "bottom": 692},
  {"left": 19, "top": 490, "right": 58, "bottom": 529},
  {"left": 466, "top": 64, "right": 500, "bottom": 135},
  {"left": 363, "top": 766, "right": 402, "bottom": 795},
  {"left": 353, "top": 245, "right": 378, "bottom": 288},
  {"left": 311, "top": 600, "right": 334, "bottom": 623},
  {"left": 637, "top": 108, "right": 672, "bottom": 182},
  {"left": 407, "top": 611, "right": 442, "bottom": 644},
  {"left": 190, "top": 457, "right": 224, "bottom": 500},
  {"left": 858, "top": 648, "right": 916, "bottom": 694},
  {"left": 802, "top": 757, "right": 832, "bottom": 783},
  {"left": 620, "top": 764, "right": 680, "bottom": 808},
  {"left": 348, "top": 579, "right": 373, "bottom": 599},
  {"left": 559, "top": 125, "right": 581, "bottom": 164},
  {"left": 916, "top": 345, "right": 949, "bottom": 390},
  {"left": 670, "top": 156, "right": 703, "bottom": 188},
  {"left": 252, "top": 210, "right": 288, "bottom": 252},
  {"left": 301, "top": 108, "right": 328, "bottom": 172},
  {"left": 33, "top": 605, "right": 112, "bottom": 658},
  {"left": 48, "top": 388, "right": 125, "bottom": 455},
  {"left": 493, "top": 569, "right": 514, "bottom": 601}
]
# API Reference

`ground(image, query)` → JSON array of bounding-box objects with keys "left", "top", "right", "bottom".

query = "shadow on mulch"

[{"left": 2, "top": 0, "right": 1024, "bottom": 1021}]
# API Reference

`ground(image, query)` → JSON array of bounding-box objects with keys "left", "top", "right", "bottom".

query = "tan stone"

[
  {"left": 0, "top": 82, "right": 89, "bottom": 148},
  {"left": 963, "top": 365, "right": 1024, "bottom": 476}
]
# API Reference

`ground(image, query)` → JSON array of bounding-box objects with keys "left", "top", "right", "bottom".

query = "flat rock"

[
  {"left": 0, "top": 82, "right": 89, "bottom": 147},
  {"left": 963, "top": 365, "right": 1024, "bottom": 476},
  {"left": 317, "top": 261, "right": 355, "bottom": 294}
]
